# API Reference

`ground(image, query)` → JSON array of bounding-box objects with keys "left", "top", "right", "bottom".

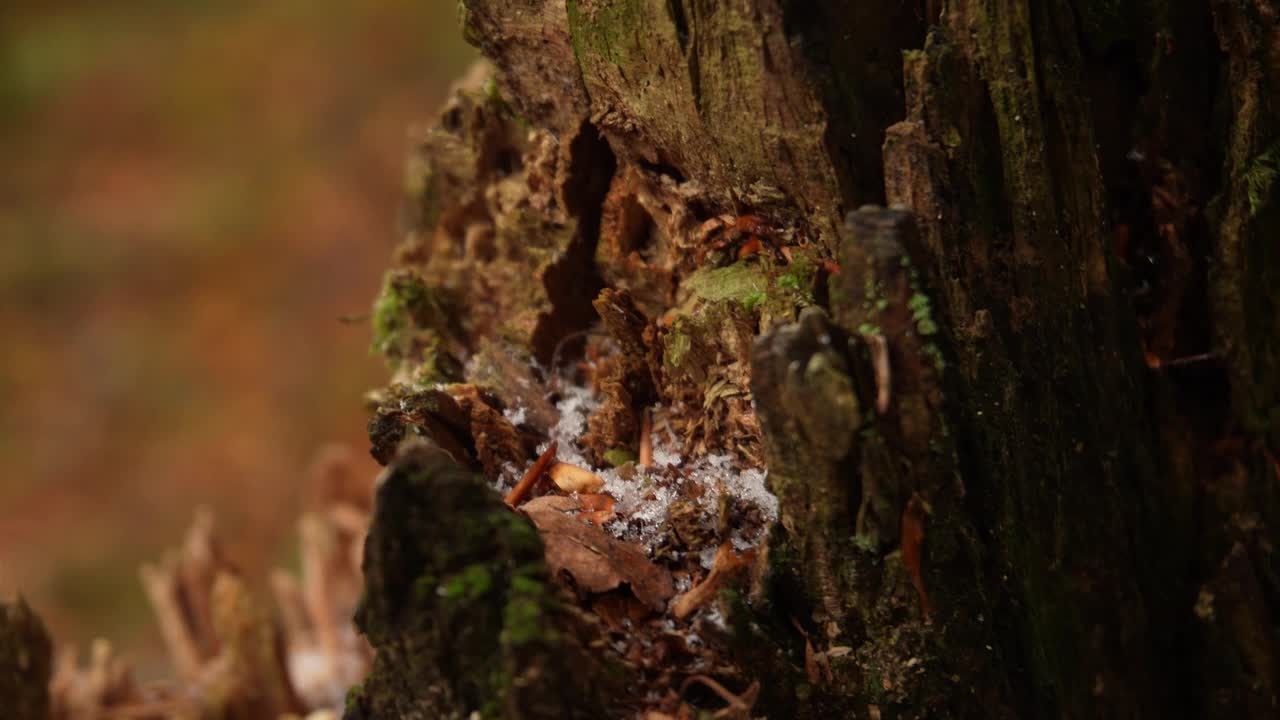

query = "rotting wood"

[{"left": 351, "top": 1, "right": 1280, "bottom": 717}]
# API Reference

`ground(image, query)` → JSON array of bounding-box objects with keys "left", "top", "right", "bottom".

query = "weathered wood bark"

[{"left": 349, "top": 1, "right": 1280, "bottom": 718}]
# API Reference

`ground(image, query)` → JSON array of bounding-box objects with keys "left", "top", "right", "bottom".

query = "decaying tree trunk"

[{"left": 347, "top": 2, "right": 1280, "bottom": 718}]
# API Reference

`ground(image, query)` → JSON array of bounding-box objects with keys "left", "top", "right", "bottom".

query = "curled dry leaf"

[
  {"left": 521, "top": 496, "right": 675, "bottom": 611},
  {"left": 548, "top": 462, "right": 606, "bottom": 493}
]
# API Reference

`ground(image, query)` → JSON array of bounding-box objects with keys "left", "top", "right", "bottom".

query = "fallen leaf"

[
  {"left": 522, "top": 498, "right": 675, "bottom": 611},
  {"left": 548, "top": 462, "right": 605, "bottom": 493}
]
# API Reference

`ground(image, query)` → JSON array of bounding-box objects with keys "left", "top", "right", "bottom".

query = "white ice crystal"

[{"left": 502, "top": 403, "right": 527, "bottom": 427}]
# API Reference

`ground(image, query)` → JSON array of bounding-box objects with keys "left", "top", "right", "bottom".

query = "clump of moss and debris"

[{"left": 346, "top": 57, "right": 967, "bottom": 719}]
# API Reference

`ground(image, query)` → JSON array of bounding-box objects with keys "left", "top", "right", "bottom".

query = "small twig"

[
  {"left": 1146, "top": 350, "right": 1217, "bottom": 370},
  {"left": 678, "top": 674, "right": 758, "bottom": 716},
  {"left": 671, "top": 543, "right": 753, "bottom": 619},
  {"left": 1164, "top": 351, "right": 1217, "bottom": 367},
  {"left": 505, "top": 441, "right": 558, "bottom": 507},
  {"left": 639, "top": 407, "right": 653, "bottom": 468}
]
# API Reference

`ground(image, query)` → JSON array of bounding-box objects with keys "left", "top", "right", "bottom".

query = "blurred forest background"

[{"left": 0, "top": 0, "right": 473, "bottom": 676}]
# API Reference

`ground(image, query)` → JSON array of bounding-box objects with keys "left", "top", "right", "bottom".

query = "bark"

[{"left": 350, "top": 1, "right": 1280, "bottom": 718}]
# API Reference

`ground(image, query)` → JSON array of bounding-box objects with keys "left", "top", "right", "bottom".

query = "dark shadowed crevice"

[
  {"left": 780, "top": 0, "right": 926, "bottom": 210},
  {"left": 667, "top": 0, "right": 690, "bottom": 51},
  {"left": 1074, "top": 2, "right": 1227, "bottom": 714},
  {"left": 531, "top": 122, "right": 616, "bottom": 366}
]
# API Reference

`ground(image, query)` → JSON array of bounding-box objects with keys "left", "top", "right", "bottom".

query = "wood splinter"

[
  {"left": 505, "top": 441, "right": 558, "bottom": 507},
  {"left": 639, "top": 407, "right": 653, "bottom": 468}
]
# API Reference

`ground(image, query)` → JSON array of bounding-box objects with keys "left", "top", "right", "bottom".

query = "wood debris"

[{"left": 639, "top": 407, "right": 654, "bottom": 468}]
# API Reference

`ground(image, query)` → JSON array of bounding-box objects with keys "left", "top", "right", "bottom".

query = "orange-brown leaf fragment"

[
  {"left": 548, "top": 462, "right": 606, "bottom": 494},
  {"left": 522, "top": 497, "right": 675, "bottom": 611}
]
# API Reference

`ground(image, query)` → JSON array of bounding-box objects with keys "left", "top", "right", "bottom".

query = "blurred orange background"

[{"left": 0, "top": 0, "right": 474, "bottom": 674}]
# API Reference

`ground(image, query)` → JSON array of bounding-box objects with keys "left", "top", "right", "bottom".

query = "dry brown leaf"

[
  {"left": 522, "top": 498, "right": 675, "bottom": 611},
  {"left": 548, "top": 462, "right": 605, "bottom": 493}
]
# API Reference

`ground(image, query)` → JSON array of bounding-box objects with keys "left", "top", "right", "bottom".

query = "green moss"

[
  {"left": 603, "top": 448, "right": 637, "bottom": 467},
  {"left": 924, "top": 343, "right": 947, "bottom": 372},
  {"left": 775, "top": 258, "right": 816, "bottom": 304},
  {"left": 371, "top": 269, "right": 452, "bottom": 362},
  {"left": 1244, "top": 138, "right": 1280, "bottom": 216},
  {"left": 502, "top": 563, "right": 555, "bottom": 647},
  {"left": 443, "top": 563, "right": 494, "bottom": 601},
  {"left": 683, "top": 262, "right": 769, "bottom": 305},
  {"left": 345, "top": 681, "right": 364, "bottom": 715},
  {"left": 663, "top": 329, "right": 692, "bottom": 370},
  {"left": 501, "top": 595, "right": 545, "bottom": 646},
  {"left": 413, "top": 573, "right": 437, "bottom": 600},
  {"left": 908, "top": 290, "right": 938, "bottom": 335}
]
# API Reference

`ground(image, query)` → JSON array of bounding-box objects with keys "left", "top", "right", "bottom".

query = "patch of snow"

[
  {"left": 503, "top": 404, "right": 527, "bottom": 427},
  {"left": 698, "top": 546, "right": 718, "bottom": 570},
  {"left": 527, "top": 378, "right": 778, "bottom": 554}
]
